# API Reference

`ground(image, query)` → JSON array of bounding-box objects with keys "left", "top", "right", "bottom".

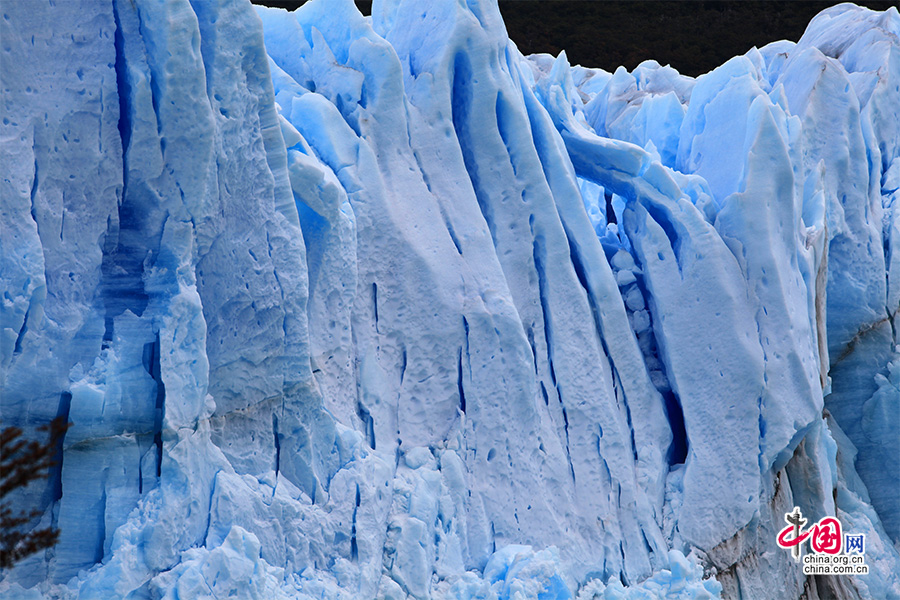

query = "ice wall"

[{"left": 1, "top": 1, "right": 898, "bottom": 599}]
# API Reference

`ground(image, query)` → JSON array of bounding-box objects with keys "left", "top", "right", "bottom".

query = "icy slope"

[{"left": 0, "top": 0, "right": 898, "bottom": 598}]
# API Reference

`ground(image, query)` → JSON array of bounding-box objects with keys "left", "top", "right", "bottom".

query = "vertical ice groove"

[
  {"left": 272, "top": 413, "right": 281, "bottom": 477},
  {"left": 148, "top": 333, "right": 166, "bottom": 478},
  {"left": 531, "top": 234, "right": 558, "bottom": 391},
  {"left": 112, "top": 0, "right": 131, "bottom": 163},
  {"left": 450, "top": 49, "right": 496, "bottom": 248},
  {"left": 46, "top": 392, "right": 73, "bottom": 516},
  {"left": 456, "top": 347, "right": 467, "bottom": 414}
]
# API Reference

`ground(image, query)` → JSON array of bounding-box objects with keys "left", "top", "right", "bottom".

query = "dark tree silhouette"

[{"left": 0, "top": 417, "right": 69, "bottom": 569}]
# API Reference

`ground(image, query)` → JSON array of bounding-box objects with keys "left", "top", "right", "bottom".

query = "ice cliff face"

[{"left": 1, "top": 0, "right": 898, "bottom": 598}]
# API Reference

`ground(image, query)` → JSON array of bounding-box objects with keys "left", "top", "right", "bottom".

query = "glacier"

[{"left": 0, "top": 0, "right": 898, "bottom": 598}]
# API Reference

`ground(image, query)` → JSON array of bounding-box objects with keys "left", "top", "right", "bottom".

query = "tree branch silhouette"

[{"left": 1, "top": 417, "right": 69, "bottom": 569}]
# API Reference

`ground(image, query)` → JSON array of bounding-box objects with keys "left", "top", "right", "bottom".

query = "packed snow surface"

[{"left": 1, "top": 0, "right": 899, "bottom": 599}]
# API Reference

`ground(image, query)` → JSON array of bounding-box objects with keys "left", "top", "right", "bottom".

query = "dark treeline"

[{"left": 253, "top": 1, "right": 898, "bottom": 77}]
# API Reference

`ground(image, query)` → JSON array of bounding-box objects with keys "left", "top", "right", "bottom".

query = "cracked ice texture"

[{"left": 0, "top": 1, "right": 898, "bottom": 599}]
